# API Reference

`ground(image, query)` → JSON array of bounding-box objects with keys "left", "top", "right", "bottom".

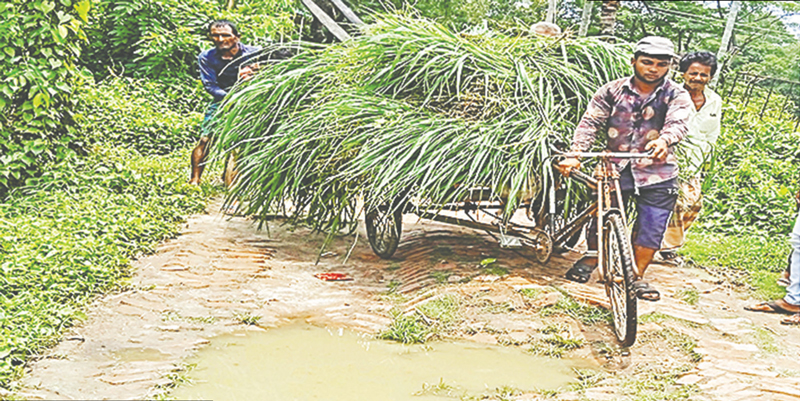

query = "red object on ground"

[{"left": 314, "top": 272, "right": 353, "bottom": 281}]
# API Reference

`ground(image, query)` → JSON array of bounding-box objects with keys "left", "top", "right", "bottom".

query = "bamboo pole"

[
  {"left": 546, "top": 0, "right": 558, "bottom": 24},
  {"left": 712, "top": 1, "right": 741, "bottom": 88},
  {"left": 579, "top": 0, "right": 593, "bottom": 37}
]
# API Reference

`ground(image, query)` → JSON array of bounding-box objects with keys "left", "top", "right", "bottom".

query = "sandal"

[
  {"left": 660, "top": 251, "right": 679, "bottom": 260},
  {"left": 632, "top": 280, "right": 661, "bottom": 302},
  {"left": 781, "top": 313, "right": 800, "bottom": 325},
  {"left": 744, "top": 300, "right": 799, "bottom": 315},
  {"left": 565, "top": 257, "right": 597, "bottom": 284}
]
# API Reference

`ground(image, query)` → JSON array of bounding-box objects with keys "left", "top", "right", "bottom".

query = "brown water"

[{"left": 171, "top": 323, "right": 584, "bottom": 401}]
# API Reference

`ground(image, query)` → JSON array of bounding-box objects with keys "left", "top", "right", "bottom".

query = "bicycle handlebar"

[
  {"left": 561, "top": 151, "right": 654, "bottom": 159},
  {"left": 547, "top": 141, "right": 655, "bottom": 160}
]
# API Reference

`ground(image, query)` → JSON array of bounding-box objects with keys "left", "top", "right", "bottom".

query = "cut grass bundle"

[{"left": 212, "top": 14, "right": 631, "bottom": 237}]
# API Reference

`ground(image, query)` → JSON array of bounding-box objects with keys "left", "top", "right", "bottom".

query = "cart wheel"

[
  {"left": 603, "top": 212, "right": 637, "bottom": 347},
  {"left": 365, "top": 202, "right": 403, "bottom": 259},
  {"left": 532, "top": 230, "right": 552, "bottom": 264}
]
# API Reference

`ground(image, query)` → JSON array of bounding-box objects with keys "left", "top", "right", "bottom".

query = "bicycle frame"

[{"left": 549, "top": 151, "right": 652, "bottom": 280}]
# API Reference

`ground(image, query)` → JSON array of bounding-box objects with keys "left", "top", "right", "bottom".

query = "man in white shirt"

[{"left": 660, "top": 51, "right": 722, "bottom": 261}]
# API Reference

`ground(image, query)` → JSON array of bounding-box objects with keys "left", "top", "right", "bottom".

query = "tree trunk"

[{"left": 599, "top": 0, "right": 621, "bottom": 37}]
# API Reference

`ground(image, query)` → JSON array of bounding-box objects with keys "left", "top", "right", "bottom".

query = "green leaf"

[
  {"left": 74, "top": 0, "right": 90, "bottom": 23},
  {"left": 57, "top": 25, "right": 68, "bottom": 39},
  {"left": 480, "top": 258, "right": 497, "bottom": 266},
  {"left": 41, "top": 1, "right": 56, "bottom": 13},
  {"left": 3, "top": 48, "right": 14, "bottom": 58},
  {"left": 33, "top": 93, "right": 44, "bottom": 108}
]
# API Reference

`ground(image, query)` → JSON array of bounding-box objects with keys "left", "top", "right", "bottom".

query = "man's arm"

[
  {"left": 571, "top": 86, "right": 613, "bottom": 152},
  {"left": 199, "top": 53, "right": 227, "bottom": 100},
  {"left": 557, "top": 85, "right": 612, "bottom": 176}
]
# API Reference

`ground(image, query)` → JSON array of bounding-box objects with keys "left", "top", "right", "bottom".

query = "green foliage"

[
  {"left": 0, "top": 146, "right": 211, "bottom": 385},
  {"left": 74, "top": 76, "right": 205, "bottom": 155},
  {"left": 0, "top": 0, "right": 90, "bottom": 193},
  {"left": 530, "top": 324, "right": 584, "bottom": 358},
  {"left": 417, "top": 295, "right": 460, "bottom": 327},
  {"left": 379, "top": 295, "right": 461, "bottom": 344},
  {"left": 378, "top": 310, "right": 431, "bottom": 344},
  {"left": 84, "top": 0, "right": 298, "bottom": 79},
  {"left": 349, "top": 0, "right": 548, "bottom": 31},
  {"left": 539, "top": 290, "right": 611, "bottom": 325},
  {"left": 682, "top": 230, "right": 789, "bottom": 300},
  {"left": 608, "top": 1, "right": 800, "bottom": 79},
  {"left": 698, "top": 109, "right": 799, "bottom": 235},
  {"left": 621, "top": 365, "right": 697, "bottom": 401},
  {"left": 232, "top": 311, "right": 262, "bottom": 325}
]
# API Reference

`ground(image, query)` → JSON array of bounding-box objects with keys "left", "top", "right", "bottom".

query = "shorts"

[
  {"left": 200, "top": 102, "right": 221, "bottom": 137},
  {"left": 587, "top": 167, "right": 678, "bottom": 251}
]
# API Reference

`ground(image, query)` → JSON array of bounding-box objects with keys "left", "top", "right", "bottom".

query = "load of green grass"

[{"left": 212, "top": 14, "right": 631, "bottom": 234}]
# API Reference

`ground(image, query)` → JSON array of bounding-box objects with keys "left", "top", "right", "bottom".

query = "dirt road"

[{"left": 16, "top": 200, "right": 800, "bottom": 400}]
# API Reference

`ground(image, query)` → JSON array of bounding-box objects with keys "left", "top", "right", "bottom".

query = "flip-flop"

[
  {"left": 632, "top": 280, "right": 660, "bottom": 302},
  {"left": 744, "top": 301, "right": 798, "bottom": 315},
  {"left": 777, "top": 277, "right": 791, "bottom": 287},
  {"left": 565, "top": 257, "right": 597, "bottom": 284},
  {"left": 781, "top": 313, "right": 800, "bottom": 325}
]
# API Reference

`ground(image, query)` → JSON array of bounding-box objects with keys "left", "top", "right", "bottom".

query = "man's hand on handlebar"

[
  {"left": 644, "top": 138, "right": 669, "bottom": 161},
  {"left": 557, "top": 157, "right": 581, "bottom": 177}
]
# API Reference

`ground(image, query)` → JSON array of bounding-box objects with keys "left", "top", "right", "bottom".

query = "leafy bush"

[
  {"left": 84, "top": 0, "right": 298, "bottom": 79},
  {"left": 0, "top": 0, "right": 91, "bottom": 193},
  {"left": 697, "top": 106, "right": 800, "bottom": 235},
  {"left": 0, "top": 146, "right": 213, "bottom": 384},
  {"left": 74, "top": 76, "right": 205, "bottom": 155}
]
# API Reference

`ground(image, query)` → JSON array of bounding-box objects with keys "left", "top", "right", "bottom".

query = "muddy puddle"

[{"left": 171, "top": 322, "right": 587, "bottom": 401}]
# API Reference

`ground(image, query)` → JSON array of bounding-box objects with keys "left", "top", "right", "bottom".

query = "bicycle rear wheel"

[{"left": 603, "top": 212, "right": 637, "bottom": 347}]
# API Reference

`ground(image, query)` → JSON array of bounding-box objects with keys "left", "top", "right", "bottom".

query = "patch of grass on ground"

[
  {"left": 518, "top": 287, "right": 543, "bottom": 300},
  {"left": 378, "top": 310, "right": 431, "bottom": 344},
  {"left": 539, "top": 290, "right": 611, "bottom": 325},
  {"left": 483, "top": 266, "right": 509, "bottom": 276},
  {"left": 429, "top": 270, "right": 452, "bottom": 284},
  {"left": 530, "top": 325, "right": 584, "bottom": 358},
  {"left": 161, "top": 311, "right": 216, "bottom": 325},
  {"left": 622, "top": 365, "right": 697, "bottom": 401},
  {"left": 417, "top": 295, "right": 460, "bottom": 327},
  {"left": 639, "top": 312, "right": 669, "bottom": 324},
  {"left": 151, "top": 363, "right": 197, "bottom": 401},
  {"left": 380, "top": 295, "right": 461, "bottom": 343},
  {"left": 568, "top": 368, "right": 606, "bottom": 392},
  {"left": 674, "top": 288, "right": 699, "bottom": 305},
  {"left": 682, "top": 230, "right": 790, "bottom": 300},
  {"left": 649, "top": 328, "right": 703, "bottom": 362},
  {"left": 752, "top": 326, "right": 779, "bottom": 354},
  {"left": 232, "top": 311, "right": 262, "bottom": 326}
]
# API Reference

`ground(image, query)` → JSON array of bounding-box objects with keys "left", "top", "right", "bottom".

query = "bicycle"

[{"left": 545, "top": 148, "right": 655, "bottom": 347}]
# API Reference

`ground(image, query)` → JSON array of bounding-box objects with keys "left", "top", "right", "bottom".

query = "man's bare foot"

[{"left": 189, "top": 180, "right": 201, "bottom": 186}]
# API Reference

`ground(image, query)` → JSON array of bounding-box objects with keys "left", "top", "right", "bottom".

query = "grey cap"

[{"left": 635, "top": 36, "right": 676, "bottom": 58}]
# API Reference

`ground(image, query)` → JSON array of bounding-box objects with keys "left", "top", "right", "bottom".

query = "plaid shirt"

[{"left": 571, "top": 76, "right": 693, "bottom": 188}]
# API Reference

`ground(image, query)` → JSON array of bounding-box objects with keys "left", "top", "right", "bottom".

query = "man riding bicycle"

[{"left": 557, "top": 36, "right": 694, "bottom": 302}]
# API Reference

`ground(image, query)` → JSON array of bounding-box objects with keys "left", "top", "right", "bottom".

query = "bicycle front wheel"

[{"left": 603, "top": 212, "right": 637, "bottom": 347}]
